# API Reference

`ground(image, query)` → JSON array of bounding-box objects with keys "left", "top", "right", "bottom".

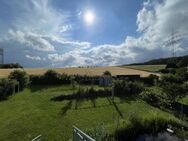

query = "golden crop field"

[{"left": 0, "top": 66, "right": 159, "bottom": 78}]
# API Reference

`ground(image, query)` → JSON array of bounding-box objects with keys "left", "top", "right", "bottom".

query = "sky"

[{"left": 0, "top": 0, "right": 188, "bottom": 67}]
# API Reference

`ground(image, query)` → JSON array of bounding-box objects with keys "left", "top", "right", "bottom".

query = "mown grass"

[
  {"left": 123, "top": 65, "right": 166, "bottom": 72},
  {"left": 0, "top": 85, "right": 186, "bottom": 141}
]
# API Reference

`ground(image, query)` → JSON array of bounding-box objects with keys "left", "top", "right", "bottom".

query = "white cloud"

[
  {"left": 59, "top": 25, "right": 72, "bottom": 33},
  {"left": 6, "top": 30, "right": 55, "bottom": 52},
  {"left": 26, "top": 54, "right": 46, "bottom": 61}
]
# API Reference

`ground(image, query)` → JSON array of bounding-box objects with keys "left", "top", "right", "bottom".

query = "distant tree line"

[
  {"left": 127, "top": 55, "right": 188, "bottom": 66},
  {"left": 0, "top": 63, "right": 23, "bottom": 69}
]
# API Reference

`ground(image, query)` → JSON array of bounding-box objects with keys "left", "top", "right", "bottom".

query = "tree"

[
  {"left": 103, "top": 70, "right": 111, "bottom": 76},
  {"left": 8, "top": 70, "right": 29, "bottom": 90}
]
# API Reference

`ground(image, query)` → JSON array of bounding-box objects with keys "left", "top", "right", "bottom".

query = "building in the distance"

[
  {"left": 99, "top": 75, "right": 112, "bottom": 86},
  {"left": 0, "top": 48, "right": 4, "bottom": 64},
  {"left": 116, "top": 74, "right": 140, "bottom": 81}
]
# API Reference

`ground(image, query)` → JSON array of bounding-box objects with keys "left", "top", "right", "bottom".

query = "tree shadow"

[
  {"left": 90, "top": 98, "right": 96, "bottom": 108},
  {"left": 29, "top": 85, "right": 52, "bottom": 93},
  {"left": 112, "top": 101, "right": 124, "bottom": 118},
  {"left": 60, "top": 100, "right": 73, "bottom": 116},
  {"left": 75, "top": 98, "right": 84, "bottom": 110},
  {"left": 106, "top": 97, "right": 113, "bottom": 105}
]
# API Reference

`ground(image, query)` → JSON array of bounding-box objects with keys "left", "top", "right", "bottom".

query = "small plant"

[{"left": 88, "top": 123, "right": 111, "bottom": 141}]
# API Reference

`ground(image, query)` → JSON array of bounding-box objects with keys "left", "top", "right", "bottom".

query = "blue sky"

[
  {"left": 51, "top": 0, "right": 142, "bottom": 45},
  {"left": 0, "top": 0, "right": 188, "bottom": 67}
]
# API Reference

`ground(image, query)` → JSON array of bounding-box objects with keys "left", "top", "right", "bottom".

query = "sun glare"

[{"left": 84, "top": 11, "right": 95, "bottom": 25}]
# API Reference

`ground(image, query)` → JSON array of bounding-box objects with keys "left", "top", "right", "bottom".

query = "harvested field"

[{"left": 0, "top": 66, "right": 159, "bottom": 77}]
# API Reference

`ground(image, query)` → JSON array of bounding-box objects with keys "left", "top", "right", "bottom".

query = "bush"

[
  {"left": 8, "top": 70, "right": 29, "bottom": 90},
  {"left": 30, "top": 70, "right": 71, "bottom": 85},
  {"left": 160, "top": 74, "right": 183, "bottom": 84},
  {"left": 141, "top": 74, "right": 159, "bottom": 86},
  {"left": 175, "top": 67, "right": 188, "bottom": 81},
  {"left": 159, "top": 69, "right": 169, "bottom": 74},
  {"left": 0, "top": 78, "right": 18, "bottom": 100},
  {"left": 140, "top": 87, "right": 168, "bottom": 107},
  {"left": 166, "top": 62, "right": 177, "bottom": 69},
  {"left": 114, "top": 113, "right": 182, "bottom": 141},
  {"left": 114, "top": 80, "right": 144, "bottom": 96}
]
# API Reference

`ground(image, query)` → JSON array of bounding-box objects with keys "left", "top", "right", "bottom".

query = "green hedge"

[
  {"left": 0, "top": 78, "right": 18, "bottom": 100},
  {"left": 30, "top": 70, "right": 71, "bottom": 85},
  {"left": 114, "top": 80, "right": 144, "bottom": 96}
]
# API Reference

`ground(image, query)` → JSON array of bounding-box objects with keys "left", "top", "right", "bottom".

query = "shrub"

[
  {"left": 166, "top": 62, "right": 177, "bottom": 69},
  {"left": 160, "top": 74, "right": 183, "bottom": 84},
  {"left": 0, "top": 78, "right": 18, "bottom": 100},
  {"left": 159, "top": 69, "right": 169, "bottom": 74},
  {"left": 114, "top": 80, "right": 144, "bottom": 96},
  {"left": 30, "top": 70, "right": 71, "bottom": 85},
  {"left": 161, "top": 82, "right": 186, "bottom": 103},
  {"left": 8, "top": 70, "right": 29, "bottom": 90},
  {"left": 141, "top": 74, "right": 159, "bottom": 86},
  {"left": 140, "top": 87, "right": 168, "bottom": 107},
  {"left": 114, "top": 113, "right": 183, "bottom": 141},
  {"left": 175, "top": 67, "right": 188, "bottom": 81}
]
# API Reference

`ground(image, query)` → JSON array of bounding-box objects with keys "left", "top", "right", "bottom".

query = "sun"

[{"left": 84, "top": 11, "right": 95, "bottom": 25}]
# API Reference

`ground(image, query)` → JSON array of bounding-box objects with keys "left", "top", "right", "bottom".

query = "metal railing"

[
  {"left": 31, "top": 135, "right": 42, "bottom": 141},
  {"left": 73, "top": 126, "right": 95, "bottom": 141}
]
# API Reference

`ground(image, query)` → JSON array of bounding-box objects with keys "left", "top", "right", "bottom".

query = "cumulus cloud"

[
  {"left": 26, "top": 54, "right": 46, "bottom": 61},
  {"left": 5, "top": 30, "right": 55, "bottom": 52}
]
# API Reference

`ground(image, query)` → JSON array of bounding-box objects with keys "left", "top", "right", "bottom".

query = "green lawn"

[
  {"left": 123, "top": 65, "right": 166, "bottom": 72},
  {"left": 0, "top": 85, "right": 186, "bottom": 141}
]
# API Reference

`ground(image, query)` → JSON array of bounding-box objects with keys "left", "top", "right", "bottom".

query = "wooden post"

[{"left": 111, "top": 86, "right": 114, "bottom": 102}]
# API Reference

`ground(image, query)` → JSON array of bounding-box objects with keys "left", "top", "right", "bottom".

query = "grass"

[
  {"left": 0, "top": 85, "right": 186, "bottom": 141},
  {"left": 180, "top": 95, "right": 188, "bottom": 105},
  {"left": 123, "top": 65, "right": 166, "bottom": 72},
  {"left": 0, "top": 66, "right": 158, "bottom": 78}
]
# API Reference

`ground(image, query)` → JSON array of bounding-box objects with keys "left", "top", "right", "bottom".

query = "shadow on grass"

[
  {"left": 29, "top": 85, "right": 75, "bottom": 93},
  {"left": 30, "top": 85, "right": 53, "bottom": 93},
  {"left": 112, "top": 101, "right": 124, "bottom": 118},
  {"left": 60, "top": 100, "right": 73, "bottom": 116},
  {"left": 91, "top": 98, "right": 96, "bottom": 108},
  {"left": 75, "top": 98, "right": 84, "bottom": 109}
]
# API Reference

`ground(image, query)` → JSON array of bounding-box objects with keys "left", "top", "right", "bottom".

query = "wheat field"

[{"left": 0, "top": 66, "right": 159, "bottom": 78}]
